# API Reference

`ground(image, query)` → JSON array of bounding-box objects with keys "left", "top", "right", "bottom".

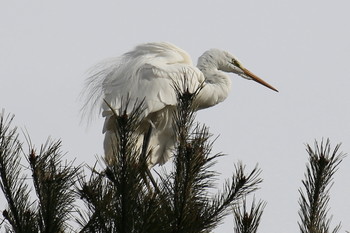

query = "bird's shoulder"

[
  {"left": 104, "top": 42, "right": 204, "bottom": 83},
  {"left": 125, "top": 42, "right": 193, "bottom": 65},
  {"left": 85, "top": 42, "right": 205, "bottom": 118},
  {"left": 129, "top": 42, "right": 204, "bottom": 82}
]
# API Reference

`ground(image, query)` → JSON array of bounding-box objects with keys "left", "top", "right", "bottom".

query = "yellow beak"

[{"left": 242, "top": 67, "right": 278, "bottom": 92}]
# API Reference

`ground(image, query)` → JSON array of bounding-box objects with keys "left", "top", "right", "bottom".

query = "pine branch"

[
  {"left": 168, "top": 85, "right": 220, "bottom": 233},
  {"left": 105, "top": 100, "right": 155, "bottom": 233},
  {"left": 78, "top": 100, "right": 166, "bottom": 233},
  {"left": 233, "top": 198, "right": 266, "bottom": 233},
  {"left": 163, "top": 83, "right": 262, "bottom": 233},
  {"left": 78, "top": 79, "right": 263, "bottom": 233},
  {"left": 206, "top": 164, "right": 262, "bottom": 231},
  {"left": 298, "top": 139, "right": 344, "bottom": 233},
  {"left": 77, "top": 168, "right": 115, "bottom": 233},
  {"left": 0, "top": 111, "right": 38, "bottom": 233},
  {"left": 28, "top": 139, "right": 81, "bottom": 233}
]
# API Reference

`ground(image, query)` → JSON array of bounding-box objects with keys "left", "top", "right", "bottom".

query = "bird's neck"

[
  {"left": 197, "top": 50, "right": 231, "bottom": 84},
  {"left": 195, "top": 55, "right": 231, "bottom": 109}
]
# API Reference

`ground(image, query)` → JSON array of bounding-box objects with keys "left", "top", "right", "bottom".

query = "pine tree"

[
  {"left": 0, "top": 111, "right": 80, "bottom": 232},
  {"left": 298, "top": 139, "right": 344, "bottom": 233},
  {"left": 233, "top": 198, "right": 266, "bottom": 233},
  {"left": 0, "top": 88, "right": 347, "bottom": 232},
  {"left": 76, "top": 84, "right": 263, "bottom": 233}
]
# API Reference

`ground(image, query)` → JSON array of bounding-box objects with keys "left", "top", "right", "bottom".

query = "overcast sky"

[{"left": 1, "top": 1, "right": 350, "bottom": 232}]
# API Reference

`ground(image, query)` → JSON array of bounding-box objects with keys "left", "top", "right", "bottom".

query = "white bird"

[{"left": 82, "top": 42, "right": 278, "bottom": 167}]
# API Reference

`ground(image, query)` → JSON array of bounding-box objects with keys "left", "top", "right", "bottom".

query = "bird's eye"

[{"left": 232, "top": 59, "right": 241, "bottom": 68}]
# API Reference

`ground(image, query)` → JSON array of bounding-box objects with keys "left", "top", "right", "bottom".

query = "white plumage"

[{"left": 82, "top": 42, "right": 277, "bottom": 166}]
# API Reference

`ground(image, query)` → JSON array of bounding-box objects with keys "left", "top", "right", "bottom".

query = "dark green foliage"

[
  {"left": 2, "top": 87, "right": 347, "bottom": 233},
  {"left": 76, "top": 84, "right": 263, "bottom": 233},
  {"left": 298, "top": 139, "right": 344, "bottom": 233},
  {"left": 0, "top": 111, "right": 81, "bottom": 233},
  {"left": 29, "top": 141, "right": 80, "bottom": 233},
  {"left": 233, "top": 198, "right": 266, "bottom": 233},
  {"left": 77, "top": 101, "right": 165, "bottom": 233},
  {"left": 164, "top": 87, "right": 262, "bottom": 233},
  {"left": 0, "top": 112, "right": 37, "bottom": 232}
]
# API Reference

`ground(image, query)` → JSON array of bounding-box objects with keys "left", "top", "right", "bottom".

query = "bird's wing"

[{"left": 81, "top": 42, "right": 204, "bottom": 122}]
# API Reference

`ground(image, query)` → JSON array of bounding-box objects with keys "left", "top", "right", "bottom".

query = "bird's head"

[{"left": 199, "top": 49, "right": 278, "bottom": 92}]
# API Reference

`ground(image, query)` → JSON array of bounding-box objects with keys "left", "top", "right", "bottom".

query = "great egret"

[{"left": 82, "top": 42, "right": 278, "bottom": 167}]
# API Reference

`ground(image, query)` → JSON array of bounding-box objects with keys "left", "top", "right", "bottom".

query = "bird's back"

[
  {"left": 124, "top": 42, "right": 193, "bottom": 65},
  {"left": 94, "top": 42, "right": 201, "bottom": 117},
  {"left": 82, "top": 42, "right": 205, "bottom": 166}
]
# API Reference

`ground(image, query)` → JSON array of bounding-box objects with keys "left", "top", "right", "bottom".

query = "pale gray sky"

[{"left": 1, "top": 1, "right": 350, "bottom": 232}]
